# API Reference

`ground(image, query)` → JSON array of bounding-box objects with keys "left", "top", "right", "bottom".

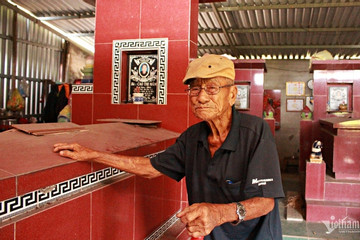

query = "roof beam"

[
  {"left": 199, "top": 45, "right": 360, "bottom": 50},
  {"left": 66, "top": 32, "right": 94, "bottom": 37},
  {"left": 0, "top": 0, "right": 94, "bottom": 55},
  {"left": 210, "top": 3, "right": 239, "bottom": 57},
  {"left": 200, "top": 27, "right": 360, "bottom": 34},
  {"left": 36, "top": 11, "right": 95, "bottom": 21},
  {"left": 199, "top": 2, "right": 360, "bottom": 12},
  {"left": 0, "top": 0, "right": 66, "bottom": 38}
]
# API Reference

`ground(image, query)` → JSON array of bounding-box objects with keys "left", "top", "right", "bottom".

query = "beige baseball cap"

[{"left": 182, "top": 54, "right": 235, "bottom": 84}]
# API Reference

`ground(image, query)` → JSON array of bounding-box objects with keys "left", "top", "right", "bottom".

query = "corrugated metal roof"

[
  {"left": 5, "top": 0, "right": 360, "bottom": 59},
  {"left": 198, "top": 0, "right": 360, "bottom": 59},
  {"left": 8, "top": 0, "right": 95, "bottom": 53}
]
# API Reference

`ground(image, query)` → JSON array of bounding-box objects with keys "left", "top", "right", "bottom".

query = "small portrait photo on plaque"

[
  {"left": 328, "top": 86, "right": 348, "bottom": 111},
  {"left": 128, "top": 54, "right": 158, "bottom": 104},
  {"left": 234, "top": 84, "right": 250, "bottom": 110}
]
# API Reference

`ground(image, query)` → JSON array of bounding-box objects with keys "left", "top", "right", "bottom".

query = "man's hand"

[
  {"left": 53, "top": 143, "right": 99, "bottom": 161},
  {"left": 176, "top": 203, "right": 236, "bottom": 238}
]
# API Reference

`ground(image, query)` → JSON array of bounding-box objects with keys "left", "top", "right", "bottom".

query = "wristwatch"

[{"left": 233, "top": 202, "right": 246, "bottom": 225}]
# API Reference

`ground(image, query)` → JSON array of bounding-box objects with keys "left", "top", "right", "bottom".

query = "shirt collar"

[
  {"left": 197, "top": 106, "right": 240, "bottom": 152},
  {"left": 220, "top": 106, "right": 240, "bottom": 151}
]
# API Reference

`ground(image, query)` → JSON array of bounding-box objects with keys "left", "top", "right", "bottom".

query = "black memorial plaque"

[{"left": 128, "top": 54, "right": 158, "bottom": 103}]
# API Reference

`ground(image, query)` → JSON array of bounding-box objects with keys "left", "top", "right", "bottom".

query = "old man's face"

[{"left": 189, "top": 77, "right": 237, "bottom": 121}]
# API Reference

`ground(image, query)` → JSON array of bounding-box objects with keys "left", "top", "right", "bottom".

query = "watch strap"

[{"left": 232, "top": 202, "right": 246, "bottom": 225}]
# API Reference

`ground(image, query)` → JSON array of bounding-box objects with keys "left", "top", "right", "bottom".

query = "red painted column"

[
  {"left": 85, "top": 0, "right": 199, "bottom": 134},
  {"left": 234, "top": 60, "right": 266, "bottom": 118},
  {"left": 305, "top": 161, "right": 326, "bottom": 200},
  {"left": 84, "top": 1, "right": 199, "bottom": 238},
  {"left": 299, "top": 120, "right": 313, "bottom": 172}
]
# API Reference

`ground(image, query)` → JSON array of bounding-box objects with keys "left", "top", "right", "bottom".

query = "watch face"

[{"left": 307, "top": 79, "right": 313, "bottom": 90}]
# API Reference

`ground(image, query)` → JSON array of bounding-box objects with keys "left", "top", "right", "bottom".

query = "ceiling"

[{"left": 4, "top": 0, "right": 360, "bottom": 60}]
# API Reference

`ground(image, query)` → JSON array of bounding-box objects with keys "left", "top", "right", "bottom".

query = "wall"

[
  {"left": 71, "top": 0, "right": 199, "bottom": 134},
  {"left": 264, "top": 60, "right": 312, "bottom": 167},
  {"left": 66, "top": 43, "right": 92, "bottom": 83}
]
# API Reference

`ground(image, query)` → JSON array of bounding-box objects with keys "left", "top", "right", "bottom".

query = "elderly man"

[{"left": 54, "top": 54, "right": 284, "bottom": 239}]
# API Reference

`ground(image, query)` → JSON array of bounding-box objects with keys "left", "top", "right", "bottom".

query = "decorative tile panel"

[
  {"left": 0, "top": 151, "right": 163, "bottom": 223},
  {"left": 72, "top": 84, "right": 93, "bottom": 94},
  {"left": 112, "top": 38, "right": 168, "bottom": 105},
  {"left": 145, "top": 211, "right": 180, "bottom": 240}
]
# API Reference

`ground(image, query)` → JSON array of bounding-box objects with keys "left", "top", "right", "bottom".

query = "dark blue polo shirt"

[{"left": 150, "top": 108, "right": 284, "bottom": 240}]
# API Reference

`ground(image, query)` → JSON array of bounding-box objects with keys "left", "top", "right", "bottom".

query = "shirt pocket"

[{"left": 220, "top": 180, "right": 243, "bottom": 202}]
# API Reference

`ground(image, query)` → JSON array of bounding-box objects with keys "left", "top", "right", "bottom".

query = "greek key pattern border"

[
  {"left": 72, "top": 84, "right": 93, "bottom": 94},
  {"left": 145, "top": 211, "right": 180, "bottom": 240},
  {"left": 0, "top": 151, "right": 163, "bottom": 223},
  {"left": 112, "top": 38, "right": 168, "bottom": 105}
]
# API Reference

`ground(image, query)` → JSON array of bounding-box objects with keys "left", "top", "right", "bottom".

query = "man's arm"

[
  {"left": 177, "top": 197, "right": 274, "bottom": 238},
  {"left": 53, "top": 143, "right": 162, "bottom": 179}
]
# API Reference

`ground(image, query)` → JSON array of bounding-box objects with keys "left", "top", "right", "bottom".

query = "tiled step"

[
  {"left": 305, "top": 161, "right": 360, "bottom": 202},
  {"left": 306, "top": 199, "right": 360, "bottom": 222},
  {"left": 324, "top": 175, "right": 360, "bottom": 202}
]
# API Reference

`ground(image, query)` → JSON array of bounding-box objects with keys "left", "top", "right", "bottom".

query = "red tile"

[
  {"left": 167, "top": 41, "right": 192, "bottom": 94},
  {"left": 136, "top": 175, "right": 164, "bottom": 199},
  {"left": 235, "top": 69, "right": 251, "bottom": 81},
  {"left": 135, "top": 195, "right": 164, "bottom": 240},
  {"left": 163, "top": 177, "right": 182, "bottom": 201},
  {"left": 163, "top": 198, "right": 181, "bottom": 220},
  {"left": 165, "top": 138, "right": 177, "bottom": 148},
  {"left": 190, "top": 41, "right": 198, "bottom": 59},
  {"left": 305, "top": 161, "right": 325, "bottom": 200},
  {"left": 93, "top": 94, "right": 138, "bottom": 121},
  {"left": 190, "top": 0, "right": 199, "bottom": 44},
  {"left": 327, "top": 70, "right": 356, "bottom": 82},
  {"left": 299, "top": 120, "right": 313, "bottom": 172},
  {"left": 92, "top": 176, "right": 135, "bottom": 240},
  {"left": 0, "top": 224, "right": 14, "bottom": 240},
  {"left": 136, "top": 141, "right": 167, "bottom": 156},
  {"left": 93, "top": 43, "right": 113, "bottom": 94},
  {"left": 72, "top": 94, "right": 93, "bottom": 125},
  {"left": 181, "top": 201, "right": 189, "bottom": 211},
  {"left": 92, "top": 162, "right": 109, "bottom": 172},
  {"left": 313, "top": 73, "right": 327, "bottom": 96},
  {"left": 313, "top": 95, "right": 327, "bottom": 121},
  {"left": 249, "top": 94, "right": 263, "bottom": 118},
  {"left": 16, "top": 195, "right": 91, "bottom": 240},
  {"left": 138, "top": 94, "right": 188, "bottom": 133},
  {"left": 353, "top": 81, "right": 360, "bottom": 96},
  {"left": 306, "top": 202, "right": 347, "bottom": 222},
  {"left": 181, "top": 178, "right": 188, "bottom": 202},
  {"left": 0, "top": 174, "right": 15, "bottom": 201},
  {"left": 0, "top": 169, "right": 13, "bottom": 180},
  {"left": 335, "top": 172, "right": 360, "bottom": 180},
  {"left": 333, "top": 135, "right": 360, "bottom": 176},
  {"left": 353, "top": 96, "right": 360, "bottom": 118},
  {"left": 17, "top": 162, "right": 91, "bottom": 195},
  {"left": 140, "top": 0, "right": 190, "bottom": 40},
  {"left": 347, "top": 207, "right": 360, "bottom": 220},
  {"left": 95, "top": 0, "right": 141, "bottom": 43},
  {"left": 325, "top": 182, "right": 360, "bottom": 202},
  {"left": 118, "top": 147, "right": 140, "bottom": 156},
  {"left": 249, "top": 70, "right": 265, "bottom": 94}
]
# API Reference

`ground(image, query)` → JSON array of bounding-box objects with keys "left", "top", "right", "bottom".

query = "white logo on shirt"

[{"left": 252, "top": 178, "right": 273, "bottom": 186}]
